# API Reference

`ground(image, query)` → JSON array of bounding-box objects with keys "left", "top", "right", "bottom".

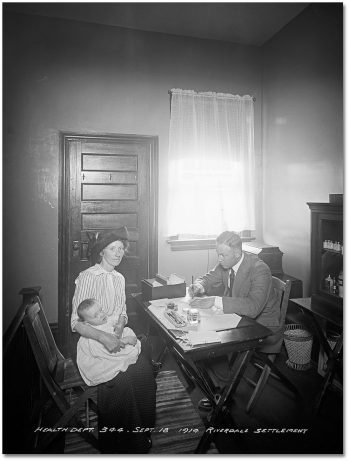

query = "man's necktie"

[{"left": 228, "top": 269, "right": 235, "bottom": 297}]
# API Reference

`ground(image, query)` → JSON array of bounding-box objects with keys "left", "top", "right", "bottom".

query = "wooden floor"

[{"left": 156, "top": 339, "right": 343, "bottom": 454}]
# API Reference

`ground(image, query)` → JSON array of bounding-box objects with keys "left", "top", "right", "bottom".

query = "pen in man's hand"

[{"left": 190, "top": 275, "right": 194, "bottom": 298}]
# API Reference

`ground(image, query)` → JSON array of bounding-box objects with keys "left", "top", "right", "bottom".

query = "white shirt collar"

[
  {"left": 231, "top": 253, "right": 244, "bottom": 274},
  {"left": 88, "top": 264, "right": 117, "bottom": 276}
]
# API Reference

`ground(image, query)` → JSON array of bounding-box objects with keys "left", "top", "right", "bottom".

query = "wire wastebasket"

[{"left": 283, "top": 324, "right": 313, "bottom": 371}]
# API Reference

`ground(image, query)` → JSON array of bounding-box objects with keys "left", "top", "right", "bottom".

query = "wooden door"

[{"left": 59, "top": 133, "right": 158, "bottom": 354}]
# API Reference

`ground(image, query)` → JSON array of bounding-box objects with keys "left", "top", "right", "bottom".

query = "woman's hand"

[
  {"left": 113, "top": 316, "right": 127, "bottom": 338},
  {"left": 74, "top": 320, "right": 124, "bottom": 352},
  {"left": 113, "top": 324, "right": 124, "bottom": 339},
  {"left": 99, "top": 331, "right": 125, "bottom": 352}
]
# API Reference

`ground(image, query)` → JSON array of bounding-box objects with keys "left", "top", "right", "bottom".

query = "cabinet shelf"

[
  {"left": 321, "top": 248, "right": 343, "bottom": 255},
  {"left": 308, "top": 201, "right": 343, "bottom": 309},
  {"left": 319, "top": 288, "right": 342, "bottom": 300}
]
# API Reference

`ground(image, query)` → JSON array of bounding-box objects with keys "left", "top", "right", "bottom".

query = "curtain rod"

[{"left": 168, "top": 90, "right": 256, "bottom": 102}]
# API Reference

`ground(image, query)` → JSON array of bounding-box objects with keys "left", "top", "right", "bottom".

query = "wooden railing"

[{"left": 3, "top": 287, "right": 42, "bottom": 453}]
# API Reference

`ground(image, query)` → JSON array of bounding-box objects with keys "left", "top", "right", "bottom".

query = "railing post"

[{"left": 4, "top": 286, "right": 42, "bottom": 354}]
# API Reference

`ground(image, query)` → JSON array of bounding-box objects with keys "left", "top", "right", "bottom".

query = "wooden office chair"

[
  {"left": 22, "top": 299, "right": 99, "bottom": 453},
  {"left": 245, "top": 277, "right": 293, "bottom": 412}
]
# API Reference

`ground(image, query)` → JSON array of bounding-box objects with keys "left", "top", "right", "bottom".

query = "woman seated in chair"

[{"left": 71, "top": 227, "right": 156, "bottom": 454}]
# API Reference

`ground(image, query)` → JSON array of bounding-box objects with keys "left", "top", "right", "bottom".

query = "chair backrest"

[
  {"left": 23, "top": 301, "right": 65, "bottom": 386},
  {"left": 258, "top": 277, "right": 292, "bottom": 355},
  {"left": 22, "top": 301, "right": 99, "bottom": 452},
  {"left": 271, "top": 276, "right": 292, "bottom": 328}
]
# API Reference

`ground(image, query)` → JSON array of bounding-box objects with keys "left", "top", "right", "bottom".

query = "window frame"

[{"left": 167, "top": 233, "right": 255, "bottom": 251}]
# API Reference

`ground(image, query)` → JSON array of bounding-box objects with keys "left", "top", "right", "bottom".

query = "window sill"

[{"left": 167, "top": 236, "right": 255, "bottom": 251}]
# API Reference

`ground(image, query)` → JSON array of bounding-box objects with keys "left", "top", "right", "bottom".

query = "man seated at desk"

[{"left": 189, "top": 231, "right": 280, "bottom": 408}]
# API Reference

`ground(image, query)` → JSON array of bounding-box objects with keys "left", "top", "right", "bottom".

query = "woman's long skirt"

[{"left": 97, "top": 348, "right": 156, "bottom": 453}]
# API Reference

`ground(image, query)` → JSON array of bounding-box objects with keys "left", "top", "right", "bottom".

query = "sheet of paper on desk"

[
  {"left": 189, "top": 296, "right": 216, "bottom": 309},
  {"left": 199, "top": 313, "right": 241, "bottom": 331},
  {"left": 188, "top": 331, "right": 221, "bottom": 346}
]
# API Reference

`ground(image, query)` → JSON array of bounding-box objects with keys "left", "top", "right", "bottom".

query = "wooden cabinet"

[{"left": 308, "top": 201, "right": 343, "bottom": 309}]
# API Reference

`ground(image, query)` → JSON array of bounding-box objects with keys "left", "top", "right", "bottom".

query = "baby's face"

[{"left": 84, "top": 303, "right": 107, "bottom": 326}]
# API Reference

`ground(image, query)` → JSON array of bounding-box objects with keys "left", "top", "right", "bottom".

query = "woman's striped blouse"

[{"left": 71, "top": 264, "right": 128, "bottom": 331}]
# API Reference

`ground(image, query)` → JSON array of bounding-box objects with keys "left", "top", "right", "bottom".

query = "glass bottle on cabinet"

[{"left": 308, "top": 200, "right": 343, "bottom": 309}]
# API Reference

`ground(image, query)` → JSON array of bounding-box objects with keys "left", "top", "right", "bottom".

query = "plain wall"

[
  {"left": 262, "top": 4, "right": 343, "bottom": 295},
  {"left": 3, "top": 12, "right": 263, "bottom": 329}
]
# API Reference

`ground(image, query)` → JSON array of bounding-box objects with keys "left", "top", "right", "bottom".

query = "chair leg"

[
  {"left": 246, "top": 364, "right": 271, "bottom": 413},
  {"left": 261, "top": 355, "right": 303, "bottom": 402},
  {"left": 253, "top": 361, "right": 280, "bottom": 380}
]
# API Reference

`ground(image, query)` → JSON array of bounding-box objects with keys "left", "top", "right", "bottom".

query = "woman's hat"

[{"left": 90, "top": 226, "right": 129, "bottom": 259}]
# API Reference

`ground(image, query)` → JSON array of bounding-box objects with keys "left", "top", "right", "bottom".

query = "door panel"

[
  {"left": 82, "top": 141, "right": 142, "bottom": 154},
  {"left": 81, "top": 213, "right": 138, "bottom": 229},
  {"left": 81, "top": 201, "right": 139, "bottom": 213},
  {"left": 59, "top": 133, "right": 158, "bottom": 354},
  {"left": 82, "top": 184, "right": 138, "bottom": 200},
  {"left": 82, "top": 154, "right": 137, "bottom": 171},
  {"left": 82, "top": 172, "right": 137, "bottom": 183}
]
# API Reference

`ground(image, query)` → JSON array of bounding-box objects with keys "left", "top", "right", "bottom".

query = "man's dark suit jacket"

[{"left": 196, "top": 253, "right": 280, "bottom": 331}]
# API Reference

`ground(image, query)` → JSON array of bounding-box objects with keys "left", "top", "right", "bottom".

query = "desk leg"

[
  {"left": 171, "top": 347, "right": 212, "bottom": 396},
  {"left": 195, "top": 350, "right": 253, "bottom": 454}
]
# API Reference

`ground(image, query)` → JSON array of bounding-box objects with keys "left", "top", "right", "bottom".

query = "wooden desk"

[
  {"left": 132, "top": 294, "right": 272, "bottom": 453},
  {"left": 290, "top": 297, "right": 343, "bottom": 414}
]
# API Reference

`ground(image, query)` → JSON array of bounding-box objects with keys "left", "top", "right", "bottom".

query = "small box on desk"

[{"left": 141, "top": 279, "right": 186, "bottom": 301}]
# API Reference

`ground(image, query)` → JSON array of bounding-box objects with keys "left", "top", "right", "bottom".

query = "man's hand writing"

[{"left": 188, "top": 283, "right": 205, "bottom": 298}]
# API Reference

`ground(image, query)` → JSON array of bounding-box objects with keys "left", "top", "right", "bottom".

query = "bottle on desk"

[{"left": 187, "top": 308, "right": 200, "bottom": 325}]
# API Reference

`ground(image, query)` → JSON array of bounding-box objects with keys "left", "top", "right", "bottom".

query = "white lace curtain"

[{"left": 167, "top": 89, "right": 255, "bottom": 236}]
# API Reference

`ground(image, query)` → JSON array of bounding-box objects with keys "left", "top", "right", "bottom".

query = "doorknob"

[{"left": 72, "top": 241, "right": 80, "bottom": 251}]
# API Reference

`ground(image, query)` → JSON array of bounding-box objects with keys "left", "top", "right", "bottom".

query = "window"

[{"left": 167, "top": 89, "right": 255, "bottom": 247}]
